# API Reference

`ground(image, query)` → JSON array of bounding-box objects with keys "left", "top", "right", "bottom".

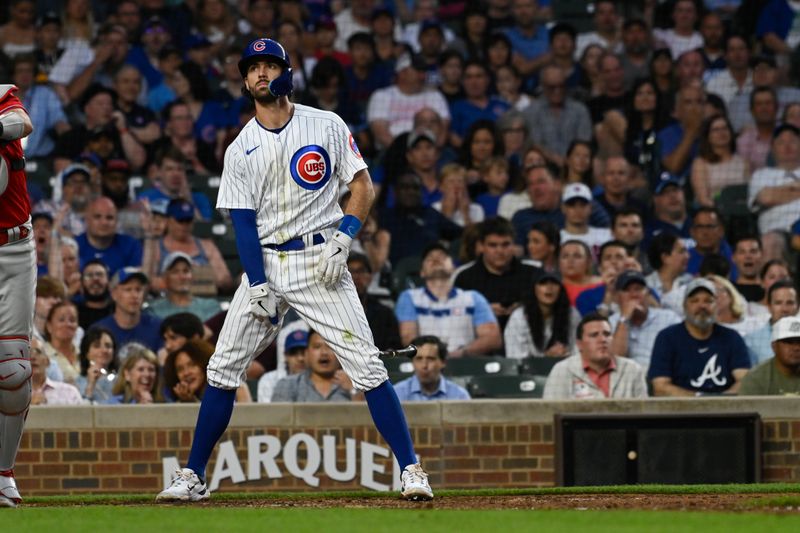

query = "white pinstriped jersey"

[{"left": 217, "top": 104, "right": 367, "bottom": 244}]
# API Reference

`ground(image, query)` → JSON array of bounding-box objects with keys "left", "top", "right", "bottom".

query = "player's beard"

[{"left": 249, "top": 82, "right": 278, "bottom": 105}]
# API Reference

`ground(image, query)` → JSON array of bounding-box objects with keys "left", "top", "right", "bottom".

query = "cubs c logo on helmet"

[
  {"left": 252, "top": 40, "right": 266, "bottom": 52},
  {"left": 290, "top": 145, "right": 331, "bottom": 190}
]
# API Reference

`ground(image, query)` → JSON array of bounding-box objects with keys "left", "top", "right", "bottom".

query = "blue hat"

[
  {"left": 186, "top": 33, "right": 212, "bottom": 50},
  {"left": 285, "top": 330, "right": 308, "bottom": 352},
  {"left": 61, "top": 163, "right": 91, "bottom": 185},
  {"left": 149, "top": 198, "right": 170, "bottom": 216},
  {"left": 110, "top": 267, "right": 149, "bottom": 287},
  {"left": 239, "top": 38, "right": 291, "bottom": 78},
  {"left": 420, "top": 19, "right": 443, "bottom": 35},
  {"left": 654, "top": 172, "right": 683, "bottom": 195},
  {"left": 167, "top": 198, "right": 194, "bottom": 221}
]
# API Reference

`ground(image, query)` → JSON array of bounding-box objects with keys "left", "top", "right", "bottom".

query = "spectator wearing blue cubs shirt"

[
  {"left": 642, "top": 175, "right": 692, "bottom": 251},
  {"left": 649, "top": 278, "right": 751, "bottom": 396},
  {"left": 95, "top": 268, "right": 164, "bottom": 353},
  {"left": 76, "top": 197, "right": 143, "bottom": 276},
  {"left": 394, "top": 335, "right": 471, "bottom": 401},
  {"left": 395, "top": 243, "right": 502, "bottom": 358},
  {"left": 504, "top": 0, "right": 551, "bottom": 78},
  {"left": 657, "top": 83, "right": 705, "bottom": 180},
  {"left": 686, "top": 207, "right": 736, "bottom": 278},
  {"left": 448, "top": 61, "right": 511, "bottom": 147}
]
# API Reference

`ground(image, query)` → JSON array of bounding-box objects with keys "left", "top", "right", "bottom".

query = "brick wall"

[{"left": 15, "top": 399, "right": 800, "bottom": 495}]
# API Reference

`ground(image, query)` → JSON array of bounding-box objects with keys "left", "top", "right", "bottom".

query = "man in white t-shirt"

[
  {"left": 653, "top": 0, "right": 704, "bottom": 59},
  {"left": 366, "top": 53, "right": 450, "bottom": 149},
  {"left": 748, "top": 123, "right": 800, "bottom": 260},
  {"left": 574, "top": 0, "right": 622, "bottom": 59},
  {"left": 560, "top": 182, "right": 612, "bottom": 260}
]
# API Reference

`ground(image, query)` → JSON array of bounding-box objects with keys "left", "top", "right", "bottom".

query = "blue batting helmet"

[{"left": 238, "top": 38, "right": 291, "bottom": 78}]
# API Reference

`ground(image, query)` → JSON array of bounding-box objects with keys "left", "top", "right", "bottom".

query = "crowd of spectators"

[{"left": 6, "top": 0, "right": 800, "bottom": 404}]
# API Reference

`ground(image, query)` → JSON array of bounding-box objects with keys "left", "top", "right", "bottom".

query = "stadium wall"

[{"left": 17, "top": 398, "right": 800, "bottom": 495}]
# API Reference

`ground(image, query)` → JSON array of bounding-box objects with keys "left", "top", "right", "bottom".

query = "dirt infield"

[{"left": 187, "top": 493, "right": 800, "bottom": 512}]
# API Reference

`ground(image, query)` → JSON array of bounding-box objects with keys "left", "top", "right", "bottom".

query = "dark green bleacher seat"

[
  {"left": 391, "top": 255, "right": 422, "bottom": 296},
  {"left": 518, "top": 356, "right": 564, "bottom": 377},
  {"left": 467, "top": 375, "right": 547, "bottom": 399},
  {"left": 443, "top": 356, "right": 519, "bottom": 377},
  {"left": 388, "top": 371, "right": 412, "bottom": 384},
  {"left": 716, "top": 184, "right": 757, "bottom": 241},
  {"left": 246, "top": 378, "right": 260, "bottom": 401},
  {"left": 381, "top": 356, "right": 415, "bottom": 375}
]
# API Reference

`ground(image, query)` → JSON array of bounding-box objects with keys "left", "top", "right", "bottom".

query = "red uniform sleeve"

[{"left": 0, "top": 85, "right": 24, "bottom": 115}]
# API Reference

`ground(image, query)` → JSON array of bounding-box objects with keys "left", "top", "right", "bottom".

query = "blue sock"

[
  {"left": 365, "top": 381, "right": 417, "bottom": 469},
  {"left": 186, "top": 385, "right": 236, "bottom": 480}
]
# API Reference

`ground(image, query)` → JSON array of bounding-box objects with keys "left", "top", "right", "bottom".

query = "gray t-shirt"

[{"left": 271, "top": 370, "right": 352, "bottom": 403}]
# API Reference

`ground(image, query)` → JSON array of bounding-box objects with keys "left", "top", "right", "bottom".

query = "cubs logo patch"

[
  {"left": 290, "top": 145, "right": 332, "bottom": 190},
  {"left": 349, "top": 134, "right": 362, "bottom": 159},
  {"left": 253, "top": 40, "right": 266, "bottom": 52}
]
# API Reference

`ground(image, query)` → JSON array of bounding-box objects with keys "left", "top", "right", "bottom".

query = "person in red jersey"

[{"left": 0, "top": 83, "right": 35, "bottom": 509}]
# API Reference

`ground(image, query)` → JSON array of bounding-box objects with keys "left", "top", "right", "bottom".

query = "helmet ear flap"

[{"left": 268, "top": 67, "right": 294, "bottom": 97}]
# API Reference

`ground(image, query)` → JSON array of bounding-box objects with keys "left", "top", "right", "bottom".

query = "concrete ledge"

[
  {"left": 23, "top": 397, "right": 800, "bottom": 430},
  {"left": 26, "top": 406, "right": 94, "bottom": 429},
  {"left": 231, "top": 403, "right": 294, "bottom": 427}
]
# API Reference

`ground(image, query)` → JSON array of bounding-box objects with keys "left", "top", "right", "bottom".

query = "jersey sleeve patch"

[{"left": 348, "top": 134, "right": 362, "bottom": 159}]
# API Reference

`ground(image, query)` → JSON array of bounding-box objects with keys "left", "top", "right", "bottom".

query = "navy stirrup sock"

[
  {"left": 186, "top": 385, "right": 237, "bottom": 480},
  {"left": 365, "top": 380, "right": 417, "bottom": 469}
]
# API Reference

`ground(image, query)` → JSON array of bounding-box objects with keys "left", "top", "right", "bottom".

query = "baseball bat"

[{"left": 379, "top": 344, "right": 417, "bottom": 358}]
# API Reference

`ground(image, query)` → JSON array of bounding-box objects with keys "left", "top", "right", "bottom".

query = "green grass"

[
  {"left": 23, "top": 483, "right": 800, "bottom": 505},
  {"left": 11, "top": 507, "right": 800, "bottom": 533}
]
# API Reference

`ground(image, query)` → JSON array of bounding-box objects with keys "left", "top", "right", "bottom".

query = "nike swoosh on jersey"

[
  {"left": 246, "top": 145, "right": 260, "bottom": 155},
  {"left": 698, "top": 347, "right": 709, "bottom": 353}
]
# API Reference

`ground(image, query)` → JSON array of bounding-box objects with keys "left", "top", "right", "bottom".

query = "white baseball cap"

[
  {"left": 562, "top": 182, "right": 593, "bottom": 203},
  {"left": 684, "top": 278, "right": 716, "bottom": 301},
  {"left": 772, "top": 316, "right": 800, "bottom": 342}
]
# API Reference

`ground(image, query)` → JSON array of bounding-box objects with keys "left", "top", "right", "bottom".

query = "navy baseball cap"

[
  {"left": 239, "top": 38, "right": 291, "bottom": 77},
  {"left": 654, "top": 172, "right": 683, "bottom": 195},
  {"left": 773, "top": 123, "right": 800, "bottom": 140},
  {"left": 110, "top": 267, "right": 149, "bottom": 287},
  {"left": 186, "top": 33, "right": 212, "bottom": 50},
  {"left": 61, "top": 163, "right": 91, "bottom": 185},
  {"left": 615, "top": 270, "right": 647, "bottom": 291},
  {"left": 167, "top": 199, "right": 194, "bottom": 221},
  {"left": 285, "top": 330, "right": 309, "bottom": 352},
  {"left": 420, "top": 19, "right": 444, "bottom": 35}
]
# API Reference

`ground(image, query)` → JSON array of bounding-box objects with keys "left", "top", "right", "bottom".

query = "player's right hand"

[{"left": 249, "top": 284, "right": 279, "bottom": 324}]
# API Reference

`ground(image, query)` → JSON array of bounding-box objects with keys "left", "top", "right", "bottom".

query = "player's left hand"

[{"left": 316, "top": 231, "right": 352, "bottom": 287}]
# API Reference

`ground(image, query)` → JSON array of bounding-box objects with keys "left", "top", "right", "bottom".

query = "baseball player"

[
  {"left": 0, "top": 85, "right": 36, "bottom": 508},
  {"left": 157, "top": 39, "right": 433, "bottom": 502}
]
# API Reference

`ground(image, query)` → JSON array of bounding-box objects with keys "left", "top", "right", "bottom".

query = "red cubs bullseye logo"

[
  {"left": 253, "top": 40, "right": 266, "bottom": 52},
  {"left": 290, "top": 145, "right": 332, "bottom": 190}
]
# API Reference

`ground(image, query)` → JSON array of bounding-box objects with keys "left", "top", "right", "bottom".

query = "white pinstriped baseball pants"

[{"left": 206, "top": 238, "right": 388, "bottom": 391}]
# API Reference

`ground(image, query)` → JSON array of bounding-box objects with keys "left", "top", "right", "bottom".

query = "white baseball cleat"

[
  {"left": 400, "top": 463, "right": 433, "bottom": 501},
  {"left": 155, "top": 468, "right": 210, "bottom": 502},
  {"left": 0, "top": 471, "right": 21, "bottom": 508}
]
